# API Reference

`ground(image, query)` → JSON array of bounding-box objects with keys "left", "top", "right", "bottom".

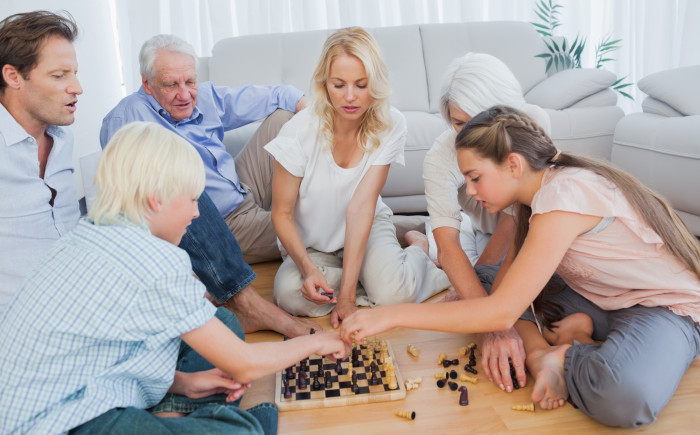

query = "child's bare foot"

[
  {"left": 543, "top": 313, "right": 594, "bottom": 345},
  {"left": 405, "top": 230, "right": 429, "bottom": 255},
  {"left": 527, "top": 344, "right": 570, "bottom": 410}
]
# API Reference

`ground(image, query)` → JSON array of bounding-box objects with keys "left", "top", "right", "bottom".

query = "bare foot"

[
  {"left": 405, "top": 230, "right": 429, "bottom": 255},
  {"left": 224, "top": 285, "right": 321, "bottom": 337},
  {"left": 527, "top": 344, "right": 570, "bottom": 410},
  {"left": 543, "top": 313, "right": 594, "bottom": 345}
]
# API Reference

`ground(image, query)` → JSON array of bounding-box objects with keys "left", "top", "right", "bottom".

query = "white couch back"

[{"left": 202, "top": 21, "right": 547, "bottom": 115}]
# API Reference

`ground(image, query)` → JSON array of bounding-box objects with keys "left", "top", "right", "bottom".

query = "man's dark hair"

[{"left": 0, "top": 10, "right": 78, "bottom": 91}]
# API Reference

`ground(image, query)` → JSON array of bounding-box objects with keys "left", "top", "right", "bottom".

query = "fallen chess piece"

[
  {"left": 406, "top": 344, "right": 420, "bottom": 357},
  {"left": 460, "top": 373, "right": 478, "bottom": 384},
  {"left": 512, "top": 403, "right": 535, "bottom": 412},
  {"left": 434, "top": 371, "right": 447, "bottom": 380},
  {"left": 437, "top": 352, "right": 447, "bottom": 365},
  {"left": 404, "top": 377, "right": 422, "bottom": 391},
  {"left": 395, "top": 410, "right": 416, "bottom": 420}
]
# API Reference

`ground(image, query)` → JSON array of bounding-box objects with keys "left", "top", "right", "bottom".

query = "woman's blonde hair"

[
  {"left": 311, "top": 26, "right": 392, "bottom": 152},
  {"left": 89, "top": 122, "right": 205, "bottom": 226},
  {"left": 455, "top": 105, "right": 700, "bottom": 279}
]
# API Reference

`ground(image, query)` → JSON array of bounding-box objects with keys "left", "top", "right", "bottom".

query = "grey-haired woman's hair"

[{"left": 439, "top": 52, "right": 525, "bottom": 124}]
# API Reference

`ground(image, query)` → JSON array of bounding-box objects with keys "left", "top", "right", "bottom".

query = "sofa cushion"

[
  {"left": 641, "top": 96, "right": 684, "bottom": 117},
  {"left": 371, "top": 26, "right": 429, "bottom": 112},
  {"left": 526, "top": 68, "right": 617, "bottom": 110},
  {"left": 638, "top": 66, "right": 700, "bottom": 116},
  {"left": 420, "top": 21, "right": 547, "bottom": 113}
]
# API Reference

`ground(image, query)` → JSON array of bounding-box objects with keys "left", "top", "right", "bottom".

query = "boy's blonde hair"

[
  {"left": 311, "top": 26, "right": 392, "bottom": 152},
  {"left": 89, "top": 122, "right": 205, "bottom": 226}
]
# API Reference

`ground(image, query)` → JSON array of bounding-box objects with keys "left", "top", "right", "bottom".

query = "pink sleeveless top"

[{"left": 530, "top": 167, "right": 700, "bottom": 324}]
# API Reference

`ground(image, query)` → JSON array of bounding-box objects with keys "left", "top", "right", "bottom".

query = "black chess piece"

[
  {"left": 285, "top": 366, "right": 294, "bottom": 380},
  {"left": 298, "top": 371, "right": 307, "bottom": 390},
  {"left": 324, "top": 370, "right": 333, "bottom": 388},
  {"left": 312, "top": 374, "right": 321, "bottom": 390},
  {"left": 283, "top": 378, "right": 292, "bottom": 399},
  {"left": 335, "top": 359, "right": 343, "bottom": 375},
  {"left": 459, "top": 385, "right": 469, "bottom": 406}
]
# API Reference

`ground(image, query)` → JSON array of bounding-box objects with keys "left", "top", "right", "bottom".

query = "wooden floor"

[{"left": 241, "top": 261, "right": 700, "bottom": 434}]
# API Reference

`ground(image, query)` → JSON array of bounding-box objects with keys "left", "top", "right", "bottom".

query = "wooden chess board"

[{"left": 275, "top": 339, "right": 405, "bottom": 410}]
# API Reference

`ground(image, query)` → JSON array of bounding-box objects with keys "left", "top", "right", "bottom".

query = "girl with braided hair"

[{"left": 340, "top": 105, "right": 700, "bottom": 427}]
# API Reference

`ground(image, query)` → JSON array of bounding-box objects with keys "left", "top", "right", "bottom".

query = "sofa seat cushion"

[
  {"left": 612, "top": 113, "right": 700, "bottom": 229},
  {"left": 638, "top": 66, "right": 700, "bottom": 116}
]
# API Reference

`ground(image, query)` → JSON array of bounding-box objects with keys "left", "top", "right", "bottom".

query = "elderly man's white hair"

[{"left": 139, "top": 34, "right": 198, "bottom": 81}]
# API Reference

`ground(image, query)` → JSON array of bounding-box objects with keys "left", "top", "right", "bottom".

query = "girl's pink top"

[{"left": 530, "top": 167, "right": 700, "bottom": 324}]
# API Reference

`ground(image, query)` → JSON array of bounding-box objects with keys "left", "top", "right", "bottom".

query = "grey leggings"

[{"left": 476, "top": 265, "right": 700, "bottom": 428}]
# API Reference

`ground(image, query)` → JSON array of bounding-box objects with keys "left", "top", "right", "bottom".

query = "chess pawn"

[
  {"left": 395, "top": 410, "right": 416, "bottom": 420},
  {"left": 437, "top": 352, "right": 447, "bottom": 365},
  {"left": 460, "top": 373, "right": 478, "bottom": 384},
  {"left": 512, "top": 403, "right": 535, "bottom": 412},
  {"left": 406, "top": 344, "right": 420, "bottom": 357},
  {"left": 434, "top": 371, "right": 448, "bottom": 380}
]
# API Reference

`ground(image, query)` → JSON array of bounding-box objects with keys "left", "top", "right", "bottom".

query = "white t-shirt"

[
  {"left": 423, "top": 103, "right": 550, "bottom": 234},
  {"left": 265, "top": 107, "right": 406, "bottom": 253}
]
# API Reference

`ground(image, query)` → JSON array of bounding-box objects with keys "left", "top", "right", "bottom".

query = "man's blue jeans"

[
  {"left": 179, "top": 191, "right": 256, "bottom": 304},
  {"left": 70, "top": 309, "right": 278, "bottom": 435}
]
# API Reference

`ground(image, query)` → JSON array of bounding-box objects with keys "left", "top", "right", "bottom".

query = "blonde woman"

[
  {"left": 0, "top": 123, "right": 347, "bottom": 434},
  {"left": 341, "top": 106, "right": 700, "bottom": 427},
  {"left": 267, "top": 27, "right": 449, "bottom": 327}
]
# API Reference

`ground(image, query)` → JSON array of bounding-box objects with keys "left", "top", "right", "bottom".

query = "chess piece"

[
  {"left": 316, "top": 362, "right": 324, "bottom": 379},
  {"left": 300, "top": 359, "right": 308, "bottom": 372},
  {"left": 437, "top": 352, "right": 447, "bottom": 365},
  {"left": 448, "top": 381, "right": 459, "bottom": 391},
  {"left": 283, "top": 378, "right": 292, "bottom": 399},
  {"left": 312, "top": 374, "right": 321, "bottom": 390},
  {"left": 449, "top": 370, "right": 458, "bottom": 379},
  {"left": 469, "top": 347, "right": 476, "bottom": 366},
  {"left": 324, "top": 370, "right": 332, "bottom": 388},
  {"left": 351, "top": 370, "right": 360, "bottom": 393},
  {"left": 297, "top": 371, "right": 307, "bottom": 390},
  {"left": 370, "top": 369, "right": 380, "bottom": 385},
  {"left": 395, "top": 410, "right": 416, "bottom": 420},
  {"left": 436, "top": 378, "right": 446, "bottom": 388},
  {"left": 512, "top": 403, "right": 535, "bottom": 412},
  {"left": 464, "top": 364, "right": 478, "bottom": 375},
  {"left": 406, "top": 344, "right": 420, "bottom": 357},
  {"left": 458, "top": 386, "right": 469, "bottom": 406},
  {"left": 460, "top": 374, "right": 478, "bottom": 384},
  {"left": 335, "top": 359, "right": 343, "bottom": 375},
  {"left": 285, "top": 366, "right": 294, "bottom": 380},
  {"left": 370, "top": 360, "right": 379, "bottom": 373},
  {"left": 434, "top": 371, "right": 447, "bottom": 380}
]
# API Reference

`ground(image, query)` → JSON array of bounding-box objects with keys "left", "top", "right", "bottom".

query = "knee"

[
  {"left": 571, "top": 359, "right": 658, "bottom": 427},
  {"left": 364, "top": 276, "right": 416, "bottom": 307}
]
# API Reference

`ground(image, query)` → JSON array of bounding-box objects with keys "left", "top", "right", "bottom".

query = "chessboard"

[{"left": 275, "top": 337, "right": 406, "bottom": 410}]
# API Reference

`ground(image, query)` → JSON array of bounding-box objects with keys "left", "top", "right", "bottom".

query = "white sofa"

[
  {"left": 612, "top": 66, "right": 700, "bottom": 236},
  {"left": 199, "top": 21, "right": 624, "bottom": 213}
]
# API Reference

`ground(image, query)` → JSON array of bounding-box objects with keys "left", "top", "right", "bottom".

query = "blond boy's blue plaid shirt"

[{"left": 0, "top": 219, "right": 216, "bottom": 434}]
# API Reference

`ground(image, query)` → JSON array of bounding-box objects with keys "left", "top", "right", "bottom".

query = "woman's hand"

[
  {"left": 339, "top": 306, "right": 394, "bottom": 344},
  {"left": 477, "top": 328, "right": 527, "bottom": 392},
  {"left": 170, "top": 369, "right": 250, "bottom": 403},
  {"left": 329, "top": 298, "right": 358, "bottom": 328},
  {"left": 300, "top": 267, "right": 337, "bottom": 305}
]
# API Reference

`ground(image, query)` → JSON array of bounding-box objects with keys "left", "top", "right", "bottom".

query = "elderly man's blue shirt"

[{"left": 100, "top": 82, "right": 303, "bottom": 217}]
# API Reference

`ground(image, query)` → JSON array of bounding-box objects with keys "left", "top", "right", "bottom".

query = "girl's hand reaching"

[{"left": 339, "top": 306, "right": 395, "bottom": 344}]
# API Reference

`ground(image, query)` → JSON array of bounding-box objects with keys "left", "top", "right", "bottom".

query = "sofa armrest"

[
  {"left": 525, "top": 68, "right": 617, "bottom": 110},
  {"left": 638, "top": 66, "right": 700, "bottom": 116},
  {"left": 641, "top": 96, "right": 683, "bottom": 117}
]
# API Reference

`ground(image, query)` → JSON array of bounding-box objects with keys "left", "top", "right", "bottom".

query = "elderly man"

[{"left": 101, "top": 34, "right": 319, "bottom": 336}]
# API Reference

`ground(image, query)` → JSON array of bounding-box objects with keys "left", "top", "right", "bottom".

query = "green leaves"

[
  {"left": 530, "top": 0, "right": 634, "bottom": 100},
  {"left": 530, "top": 0, "right": 562, "bottom": 37}
]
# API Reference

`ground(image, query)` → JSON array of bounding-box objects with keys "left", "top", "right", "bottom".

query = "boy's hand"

[
  {"left": 171, "top": 369, "right": 250, "bottom": 402},
  {"left": 315, "top": 330, "right": 351, "bottom": 360}
]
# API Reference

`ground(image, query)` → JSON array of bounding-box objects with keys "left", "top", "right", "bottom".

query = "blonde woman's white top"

[{"left": 265, "top": 107, "right": 406, "bottom": 253}]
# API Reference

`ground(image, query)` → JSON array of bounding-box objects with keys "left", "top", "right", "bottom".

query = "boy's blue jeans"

[
  {"left": 70, "top": 309, "right": 278, "bottom": 435},
  {"left": 179, "top": 191, "right": 256, "bottom": 304}
]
